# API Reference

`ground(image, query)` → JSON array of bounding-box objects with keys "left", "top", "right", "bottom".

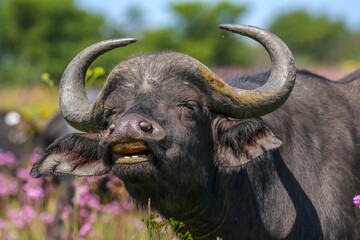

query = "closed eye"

[
  {"left": 104, "top": 110, "right": 117, "bottom": 120},
  {"left": 179, "top": 104, "right": 195, "bottom": 111}
]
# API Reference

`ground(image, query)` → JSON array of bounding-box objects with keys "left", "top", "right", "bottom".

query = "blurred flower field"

[{"left": 0, "top": 147, "right": 155, "bottom": 240}]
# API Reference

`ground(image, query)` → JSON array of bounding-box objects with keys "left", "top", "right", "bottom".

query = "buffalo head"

[{"left": 31, "top": 24, "right": 295, "bottom": 206}]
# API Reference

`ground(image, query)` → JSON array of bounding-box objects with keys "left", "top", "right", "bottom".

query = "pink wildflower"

[
  {"left": 23, "top": 183, "right": 45, "bottom": 200},
  {"left": 0, "top": 219, "right": 9, "bottom": 230},
  {"left": 0, "top": 149, "right": 16, "bottom": 167},
  {"left": 354, "top": 195, "right": 360, "bottom": 208},
  {"left": 86, "top": 194, "right": 102, "bottom": 211},
  {"left": 133, "top": 219, "right": 144, "bottom": 230},
  {"left": 122, "top": 200, "right": 133, "bottom": 211},
  {"left": 29, "top": 147, "right": 42, "bottom": 164},
  {"left": 79, "top": 208, "right": 90, "bottom": 218},
  {"left": 22, "top": 205, "right": 36, "bottom": 219},
  {"left": 106, "top": 176, "right": 123, "bottom": 189},
  {"left": 79, "top": 222, "right": 95, "bottom": 237},
  {"left": 7, "top": 207, "right": 34, "bottom": 229},
  {"left": 16, "top": 168, "right": 28, "bottom": 180},
  {"left": 16, "top": 168, "right": 31, "bottom": 181},
  {"left": 74, "top": 185, "right": 102, "bottom": 211},
  {"left": 0, "top": 174, "right": 18, "bottom": 197},
  {"left": 39, "top": 212, "right": 54, "bottom": 224},
  {"left": 17, "top": 167, "right": 44, "bottom": 186},
  {"left": 87, "top": 214, "right": 97, "bottom": 223},
  {"left": 103, "top": 201, "right": 121, "bottom": 215},
  {"left": 60, "top": 205, "right": 72, "bottom": 220}
]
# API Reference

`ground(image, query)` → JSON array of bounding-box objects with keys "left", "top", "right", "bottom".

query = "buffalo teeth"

[{"left": 115, "top": 154, "right": 150, "bottom": 164}]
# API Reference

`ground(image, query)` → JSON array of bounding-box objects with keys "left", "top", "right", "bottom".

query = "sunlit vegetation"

[
  {"left": 0, "top": 146, "right": 195, "bottom": 239},
  {"left": 1, "top": 0, "right": 359, "bottom": 87}
]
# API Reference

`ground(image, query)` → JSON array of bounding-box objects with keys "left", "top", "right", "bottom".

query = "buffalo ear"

[
  {"left": 212, "top": 116, "right": 282, "bottom": 169},
  {"left": 30, "top": 133, "right": 110, "bottom": 178}
]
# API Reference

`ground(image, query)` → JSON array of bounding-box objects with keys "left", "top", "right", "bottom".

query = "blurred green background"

[
  {"left": 1, "top": 0, "right": 359, "bottom": 86},
  {"left": 0, "top": 0, "right": 359, "bottom": 128}
]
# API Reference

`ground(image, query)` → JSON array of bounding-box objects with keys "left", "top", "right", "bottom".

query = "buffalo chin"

[{"left": 110, "top": 160, "right": 158, "bottom": 183}]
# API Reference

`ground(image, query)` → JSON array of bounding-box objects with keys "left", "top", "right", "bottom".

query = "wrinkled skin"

[{"left": 31, "top": 52, "right": 360, "bottom": 239}]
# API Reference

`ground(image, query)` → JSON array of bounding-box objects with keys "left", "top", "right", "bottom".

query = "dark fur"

[{"left": 32, "top": 52, "right": 360, "bottom": 239}]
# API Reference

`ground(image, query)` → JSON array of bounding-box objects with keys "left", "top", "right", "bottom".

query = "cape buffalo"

[{"left": 31, "top": 24, "right": 360, "bottom": 239}]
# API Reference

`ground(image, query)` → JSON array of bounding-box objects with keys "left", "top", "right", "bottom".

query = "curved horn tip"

[
  {"left": 121, "top": 38, "right": 137, "bottom": 45},
  {"left": 109, "top": 38, "right": 137, "bottom": 46},
  {"left": 218, "top": 23, "right": 235, "bottom": 30},
  {"left": 218, "top": 24, "right": 264, "bottom": 34},
  {"left": 219, "top": 23, "right": 245, "bottom": 30}
]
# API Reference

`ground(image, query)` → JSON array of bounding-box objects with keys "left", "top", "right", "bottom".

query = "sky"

[{"left": 76, "top": 0, "right": 360, "bottom": 31}]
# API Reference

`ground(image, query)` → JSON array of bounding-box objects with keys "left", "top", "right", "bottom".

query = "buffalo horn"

[
  {"left": 200, "top": 24, "right": 296, "bottom": 119},
  {"left": 59, "top": 38, "right": 136, "bottom": 132}
]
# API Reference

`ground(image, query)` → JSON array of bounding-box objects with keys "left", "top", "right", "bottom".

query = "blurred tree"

[
  {"left": 171, "top": 1, "right": 252, "bottom": 66},
  {"left": 0, "top": 0, "right": 253, "bottom": 86},
  {"left": 0, "top": 0, "right": 120, "bottom": 86},
  {"left": 3, "top": 1, "right": 357, "bottom": 87},
  {"left": 269, "top": 11, "right": 360, "bottom": 65},
  {"left": 120, "top": 1, "right": 253, "bottom": 67}
]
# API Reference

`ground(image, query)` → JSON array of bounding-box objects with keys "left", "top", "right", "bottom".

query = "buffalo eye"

[
  {"left": 178, "top": 102, "right": 207, "bottom": 124},
  {"left": 104, "top": 109, "right": 117, "bottom": 121},
  {"left": 179, "top": 103, "right": 195, "bottom": 111}
]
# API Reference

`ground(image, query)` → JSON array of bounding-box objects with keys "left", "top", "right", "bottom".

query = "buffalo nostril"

[{"left": 139, "top": 121, "right": 154, "bottom": 133}]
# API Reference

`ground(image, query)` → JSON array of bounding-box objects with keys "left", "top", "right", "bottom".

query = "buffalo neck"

[{"left": 124, "top": 165, "right": 271, "bottom": 239}]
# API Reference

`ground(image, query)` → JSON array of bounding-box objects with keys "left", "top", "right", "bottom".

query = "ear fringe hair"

[{"left": 214, "top": 150, "right": 277, "bottom": 174}]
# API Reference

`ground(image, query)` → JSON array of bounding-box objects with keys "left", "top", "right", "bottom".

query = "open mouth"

[{"left": 112, "top": 142, "right": 152, "bottom": 164}]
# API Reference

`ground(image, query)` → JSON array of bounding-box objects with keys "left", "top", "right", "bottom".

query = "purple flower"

[
  {"left": 0, "top": 149, "right": 16, "bottom": 167},
  {"left": 22, "top": 205, "right": 36, "bottom": 219},
  {"left": 86, "top": 195, "right": 102, "bottom": 211},
  {"left": 74, "top": 185, "right": 102, "bottom": 211},
  {"left": 0, "top": 219, "right": 9, "bottom": 230},
  {"left": 8, "top": 209, "right": 26, "bottom": 228},
  {"left": 106, "top": 176, "right": 123, "bottom": 189},
  {"left": 122, "top": 200, "right": 133, "bottom": 211},
  {"left": 133, "top": 219, "right": 144, "bottom": 230},
  {"left": 23, "top": 183, "right": 45, "bottom": 200},
  {"left": 7, "top": 206, "right": 36, "bottom": 229},
  {"left": 87, "top": 214, "right": 97, "bottom": 224},
  {"left": 79, "top": 222, "right": 95, "bottom": 237},
  {"left": 103, "top": 201, "right": 121, "bottom": 215},
  {"left": 79, "top": 208, "right": 90, "bottom": 218},
  {"left": 60, "top": 205, "right": 72, "bottom": 220},
  {"left": 354, "top": 195, "right": 360, "bottom": 208},
  {"left": 16, "top": 168, "right": 30, "bottom": 181},
  {"left": 29, "top": 147, "right": 42, "bottom": 164},
  {"left": 0, "top": 174, "right": 18, "bottom": 197},
  {"left": 39, "top": 212, "right": 54, "bottom": 224}
]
